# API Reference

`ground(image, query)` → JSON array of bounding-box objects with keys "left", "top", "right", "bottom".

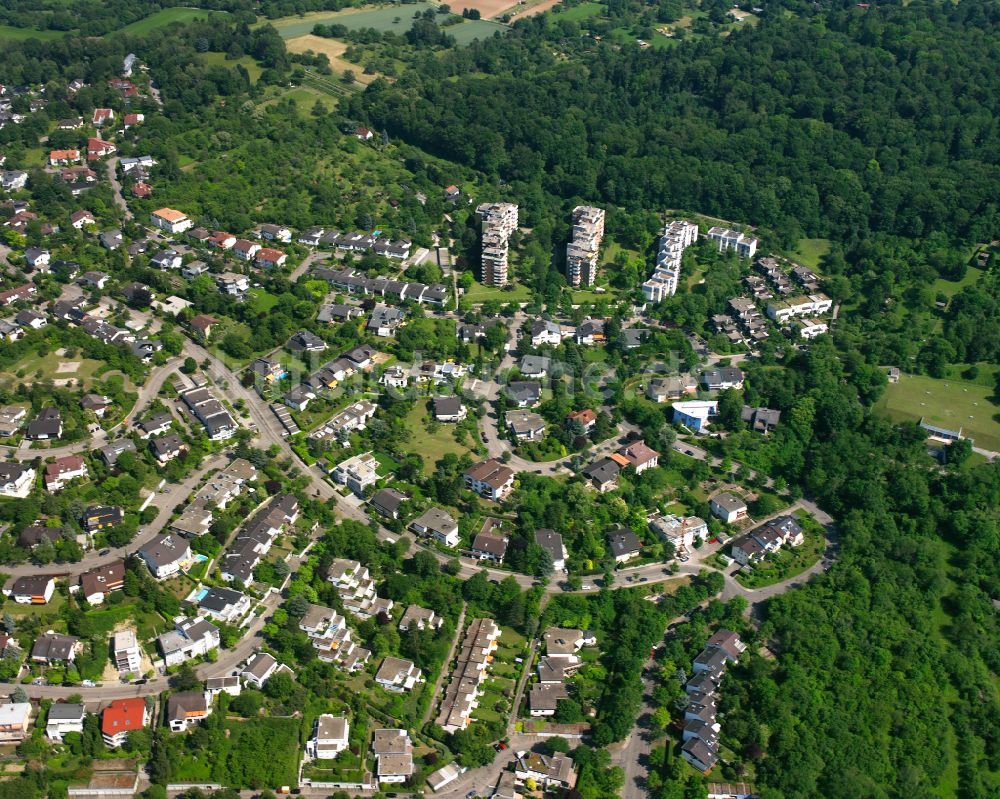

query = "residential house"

[
  {"left": 166, "top": 691, "right": 211, "bottom": 732},
  {"left": 0, "top": 703, "right": 32, "bottom": 743},
  {"left": 582, "top": 458, "right": 620, "bottom": 493},
  {"left": 741, "top": 405, "right": 781, "bottom": 433},
  {"left": 198, "top": 587, "right": 251, "bottom": 624},
  {"left": 287, "top": 329, "right": 326, "bottom": 353},
  {"left": 514, "top": 750, "right": 577, "bottom": 789},
  {"left": 150, "top": 208, "right": 192, "bottom": 235},
  {"left": 79, "top": 560, "right": 125, "bottom": 604},
  {"left": 258, "top": 224, "right": 292, "bottom": 243},
  {"left": 529, "top": 682, "right": 568, "bottom": 716},
  {"left": 0, "top": 462, "right": 34, "bottom": 498},
  {"left": 368, "top": 304, "right": 405, "bottom": 337},
  {"left": 372, "top": 729, "right": 414, "bottom": 784},
  {"left": 241, "top": 652, "right": 290, "bottom": 688},
  {"left": 99, "top": 229, "right": 124, "bottom": 249},
  {"left": 49, "top": 149, "right": 81, "bottom": 166},
  {"left": 157, "top": 617, "right": 219, "bottom": 667},
  {"left": 529, "top": 319, "right": 566, "bottom": 347},
  {"left": 464, "top": 459, "right": 515, "bottom": 501},
  {"left": 208, "top": 231, "right": 236, "bottom": 250},
  {"left": 150, "top": 249, "right": 182, "bottom": 270},
  {"left": 215, "top": 272, "right": 249, "bottom": 296},
  {"left": 70, "top": 209, "right": 96, "bottom": 229},
  {"left": 43, "top": 455, "right": 87, "bottom": 492},
  {"left": 614, "top": 440, "right": 659, "bottom": 473},
  {"left": 46, "top": 703, "right": 85, "bottom": 742},
  {"left": 331, "top": 451, "right": 380, "bottom": 495},
  {"left": 672, "top": 400, "right": 719, "bottom": 433},
  {"left": 731, "top": 516, "right": 803, "bottom": 565},
  {"left": 181, "top": 386, "right": 238, "bottom": 441},
  {"left": 375, "top": 656, "right": 423, "bottom": 692},
  {"left": 136, "top": 413, "right": 172, "bottom": 439},
  {"left": 647, "top": 375, "right": 698, "bottom": 403},
  {"left": 11, "top": 575, "right": 55, "bottom": 604},
  {"left": 112, "top": 630, "right": 142, "bottom": 674},
  {"left": 86, "top": 137, "right": 116, "bottom": 160},
  {"left": 31, "top": 632, "right": 79, "bottom": 664},
  {"left": 608, "top": 529, "right": 642, "bottom": 563},
  {"left": 506, "top": 409, "right": 546, "bottom": 440},
  {"left": 205, "top": 676, "right": 241, "bottom": 699},
  {"left": 471, "top": 519, "right": 509, "bottom": 563},
  {"left": 232, "top": 239, "right": 260, "bottom": 261},
  {"left": 575, "top": 318, "right": 605, "bottom": 346},
  {"left": 370, "top": 487, "right": 407, "bottom": 519},
  {"left": 410, "top": 507, "right": 460, "bottom": 547},
  {"left": 101, "top": 697, "right": 149, "bottom": 748},
  {"left": 534, "top": 529, "right": 567, "bottom": 571},
  {"left": 701, "top": 367, "right": 745, "bottom": 391},
  {"left": 82, "top": 505, "right": 123, "bottom": 532},
  {"left": 507, "top": 381, "right": 541, "bottom": 408},
  {"left": 710, "top": 493, "right": 748, "bottom": 524},
  {"left": 138, "top": 534, "right": 192, "bottom": 579},
  {"left": 255, "top": 247, "right": 287, "bottom": 269},
  {"left": 189, "top": 314, "right": 217, "bottom": 340},
  {"left": 15, "top": 309, "right": 47, "bottom": 329},
  {"left": 681, "top": 737, "right": 719, "bottom": 773},
  {"left": 307, "top": 714, "right": 349, "bottom": 759},
  {"left": 99, "top": 438, "right": 137, "bottom": 467},
  {"left": 519, "top": 354, "right": 550, "bottom": 378},
  {"left": 651, "top": 514, "right": 707, "bottom": 552},
  {"left": 398, "top": 605, "right": 442, "bottom": 632},
  {"left": 567, "top": 408, "right": 597, "bottom": 433},
  {"left": 433, "top": 396, "right": 467, "bottom": 423}
]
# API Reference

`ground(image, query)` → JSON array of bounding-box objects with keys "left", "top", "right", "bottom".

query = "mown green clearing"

[
  {"left": 556, "top": 2, "right": 604, "bottom": 21},
  {"left": 399, "top": 403, "right": 476, "bottom": 470},
  {"left": 932, "top": 266, "right": 984, "bottom": 299},
  {"left": 201, "top": 52, "right": 264, "bottom": 82},
  {"left": 873, "top": 372, "right": 1000, "bottom": 452},
  {"left": 462, "top": 281, "right": 533, "bottom": 303},
  {"left": 117, "top": 7, "right": 229, "bottom": 35},
  {"left": 0, "top": 24, "right": 68, "bottom": 41},
  {"left": 790, "top": 237, "right": 830, "bottom": 270}
]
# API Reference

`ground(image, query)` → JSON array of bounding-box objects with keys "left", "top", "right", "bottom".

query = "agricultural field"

[
  {"left": 451, "top": 0, "right": 519, "bottom": 18},
  {"left": 873, "top": 372, "right": 1000, "bottom": 452},
  {"left": 285, "top": 35, "right": 379, "bottom": 85},
  {"left": 116, "top": 7, "right": 229, "bottom": 36}
]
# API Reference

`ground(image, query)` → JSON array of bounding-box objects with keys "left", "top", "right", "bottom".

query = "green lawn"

[
  {"left": 0, "top": 351, "right": 104, "bottom": 387},
  {"left": 790, "top": 238, "right": 831, "bottom": 270},
  {"left": 448, "top": 19, "right": 507, "bottom": 45},
  {"left": 557, "top": 2, "right": 605, "bottom": 21},
  {"left": 271, "top": 4, "right": 438, "bottom": 38},
  {"left": 734, "top": 526, "right": 825, "bottom": 589},
  {"left": 117, "top": 8, "right": 230, "bottom": 35},
  {"left": 462, "top": 282, "right": 533, "bottom": 303},
  {"left": 201, "top": 52, "right": 264, "bottom": 82},
  {"left": 248, "top": 288, "right": 281, "bottom": 313},
  {"left": 0, "top": 24, "right": 68, "bottom": 40},
  {"left": 931, "top": 266, "right": 984, "bottom": 299},
  {"left": 873, "top": 372, "right": 1000, "bottom": 452},
  {"left": 275, "top": 86, "right": 338, "bottom": 117},
  {"left": 399, "top": 403, "right": 476, "bottom": 470}
]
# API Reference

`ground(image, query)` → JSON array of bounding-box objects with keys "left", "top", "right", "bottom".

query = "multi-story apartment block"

[
  {"left": 766, "top": 293, "right": 833, "bottom": 322},
  {"left": 706, "top": 226, "right": 758, "bottom": 258},
  {"left": 565, "top": 205, "right": 605, "bottom": 287},
  {"left": 642, "top": 220, "right": 699, "bottom": 303},
  {"left": 476, "top": 202, "right": 518, "bottom": 287}
]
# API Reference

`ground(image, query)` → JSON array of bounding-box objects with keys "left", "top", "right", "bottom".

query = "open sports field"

[
  {"left": 117, "top": 7, "right": 229, "bottom": 35},
  {"left": 873, "top": 372, "right": 1000, "bottom": 452}
]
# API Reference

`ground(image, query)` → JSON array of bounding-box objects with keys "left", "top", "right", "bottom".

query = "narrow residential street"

[
  {"left": 105, "top": 156, "right": 132, "bottom": 220},
  {"left": 420, "top": 603, "right": 466, "bottom": 728}
]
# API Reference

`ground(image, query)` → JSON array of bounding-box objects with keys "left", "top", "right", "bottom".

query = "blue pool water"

[{"left": 194, "top": 588, "right": 209, "bottom": 601}]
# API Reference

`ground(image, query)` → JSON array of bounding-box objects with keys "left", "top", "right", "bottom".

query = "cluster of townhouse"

[
  {"left": 643, "top": 219, "right": 700, "bottom": 303},
  {"left": 179, "top": 385, "right": 238, "bottom": 441},
  {"left": 476, "top": 202, "right": 518, "bottom": 286},
  {"left": 220, "top": 493, "right": 299, "bottom": 584},
  {"left": 169, "top": 457, "right": 257, "bottom": 539},
  {"left": 715, "top": 258, "right": 831, "bottom": 345},
  {"left": 307, "top": 399, "right": 377, "bottom": 442},
  {"left": 681, "top": 630, "right": 746, "bottom": 773},
  {"left": 436, "top": 617, "right": 501, "bottom": 732},
  {"left": 463, "top": 459, "right": 516, "bottom": 501},
  {"left": 299, "top": 227, "right": 412, "bottom": 260},
  {"left": 529, "top": 627, "right": 595, "bottom": 717},
  {"left": 283, "top": 344, "right": 376, "bottom": 413},
  {"left": 565, "top": 205, "right": 605, "bottom": 287},
  {"left": 299, "top": 601, "right": 370, "bottom": 672},
  {"left": 326, "top": 558, "right": 394, "bottom": 620},
  {"left": 730, "top": 514, "right": 804, "bottom": 566},
  {"left": 312, "top": 266, "right": 448, "bottom": 306},
  {"left": 582, "top": 439, "right": 660, "bottom": 493}
]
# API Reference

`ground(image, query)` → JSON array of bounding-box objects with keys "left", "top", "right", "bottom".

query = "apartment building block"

[
  {"left": 476, "top": 202, "right": 518, "bottom": 287},
  {"left": 565, "top": 205, "right": 605, "bottom": 287}
]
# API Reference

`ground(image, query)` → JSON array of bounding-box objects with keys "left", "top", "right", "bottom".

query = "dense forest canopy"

[{"left": 353, "top": 0, "right": 1000, "bottom": 246}]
